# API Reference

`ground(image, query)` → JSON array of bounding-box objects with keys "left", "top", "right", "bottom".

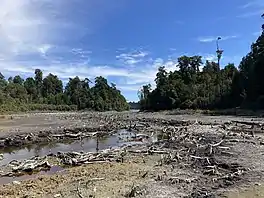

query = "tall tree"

[
  {"left": 34, "top": 69, "right": 43, "bottom": 98},
  {"left": 13, "top": 75, "right": 24, "bottom": 85},
  {"left": 24, "top": 77, "right": 37, "bottom": 102},
  {"left": 42, "top": 73, "right": 63, "bottom": 98}
]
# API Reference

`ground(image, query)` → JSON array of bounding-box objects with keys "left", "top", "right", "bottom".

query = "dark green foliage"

[
  {"left": 128, "top": 102, "right": 140, "bottom": 109},
  {"left": 13, "top": 75, "right": 24, "bottom": 85},
  {"left": 0, "top": 71, "right": 128, "bottom": 112},
  {"left": 90, "top": 76, "right": 129, "bottom": 111},
  {"left": 139, "top": 15, "right": 264, "bottom": 111},
  {"left": 42, "top": 73, "right": 63, "bottom": 98},
  {"left": 24, "top": 77, "right": 38, "bottom": 102},
  {"left": 139, "top": 27, "right": 264, "bottom": 111}
]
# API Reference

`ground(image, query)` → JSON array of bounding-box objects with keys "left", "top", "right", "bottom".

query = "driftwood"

[
  {"left": 231, "top": 120, "right": 263, "bottom": 127},
  {"left": 168, "top": 177, "right": 197, "bottom": 184},
  {"left": 57, "top": 149, "right": 122, "bottom": 166},
  {"left": 65, "top": 132, "right": 83, "bottom": 138},
  {"left": 190, "top": 155, "right": 211, "bottom": 165},
  {"left": 0, "top": 157, "right": 52, "bottom": 177},
  {"left": 77, "top": 181, "right": 84, "bottom": 198},
  {"left": 11, "top": 158, "right": 51, "bottom": 172},
  {"left": 213, "top": 169, "right": 244, "bottom": 182},
  {"left": 127, "top": 149, "right": 169, "bottom": 154}
]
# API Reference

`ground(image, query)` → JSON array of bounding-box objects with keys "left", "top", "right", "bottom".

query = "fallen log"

[
  {"left": 12, "top": 160, "right": 51, "bottom": 172},
  {"left": 65, "top": 132, "right": 83, "bottom": 138},
  {"left": 127, "top": 150, "right": 169, "bottom": 154},
  {"left": 83, "top": 161, "right": 110, "bottom": 164},
  {"left": 231, "top": 120, "right": 263, "bottom": 127}
]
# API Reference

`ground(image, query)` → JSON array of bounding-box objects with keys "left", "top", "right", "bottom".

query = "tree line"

[
  {"left": 139, "top": 15, "right": 264, "bottom": 111},
  {"left": 0, "top": 70, "right": 129, "bottom": 112}
]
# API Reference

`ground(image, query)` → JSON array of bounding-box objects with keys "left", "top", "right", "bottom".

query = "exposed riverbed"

[{"left": 0, "top": 111, "right": 264, "bottom": 198}]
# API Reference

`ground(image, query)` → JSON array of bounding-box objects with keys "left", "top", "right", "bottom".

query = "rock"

[
  {"left": 12, "top": 181, "right": 21, "bottom": 185},
  {"left": 54, "top": 194, "right": 61, "bottom": 197}
]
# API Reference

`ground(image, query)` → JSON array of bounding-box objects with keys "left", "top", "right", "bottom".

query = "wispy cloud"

[
  {"left": 116, "top": 50, "right": 149, "bottom": 65},
  {"left": 198, "top": 35, "right": 238, "bottom": 43},
  {"left": 253, "top": 31, "right": 262, "bottom": 36},
  {"left": 236, "top": 10, "right": 263, "bottom": 18},
  {"left": 239, "top": 0, "right": 264, "bottom": 9},
  {"left": 237, "top": 0, "right": 264, "bottom": 18},
  {"left": 38, "top": 44, "right": 53, "bottom": 57}
]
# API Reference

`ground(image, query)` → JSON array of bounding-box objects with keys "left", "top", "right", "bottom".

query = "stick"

[
  {"left": 210, "top": 139, "right": 224, "bottom": 147},
  {"left": 190, "top": 155, "right": 211, "bottom": 165},
  {"left": 83, "top": 161, "right": 110, "bottom": 164},
  {"left": 77, "top": 181, "right": 84, "bottom": 198}
]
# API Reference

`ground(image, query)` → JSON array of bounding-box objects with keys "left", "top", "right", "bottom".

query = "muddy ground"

[{"left": 0, "top": 111, "right": 264, "bottom": 198}]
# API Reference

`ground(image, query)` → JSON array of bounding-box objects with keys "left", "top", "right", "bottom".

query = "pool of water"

[
  {"left": 0, "top": 165, "right": 65, "bottom": 185},
  {"left": 0, "top": 129, "right": 153, "bottom": 185},
  {"left": 0, "top": 129, "right": 147, "bottom": 166}
]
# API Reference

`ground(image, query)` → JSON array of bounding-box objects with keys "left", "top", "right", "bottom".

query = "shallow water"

[
  {"left": 0, "top": 129, "right": 145, "bottom": 166},
  {"left": 0, "top": 129, "right": 149, "bottom": 185},
  {"left": 0, "top": 165, "right": 65, "bottom": 185}
]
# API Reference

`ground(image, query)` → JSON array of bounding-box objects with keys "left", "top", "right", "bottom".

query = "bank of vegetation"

[
  {"left": 139, "top": 15, "right": 264, "bottom": 112},
  {"left": 0, "top": 70, "right": 129, "bottom": 112}
]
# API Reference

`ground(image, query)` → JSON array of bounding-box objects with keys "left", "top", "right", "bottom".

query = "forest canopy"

[
  {"left": 139, "top": 28, "right": 264, "bottom": 111},
  {"left": 0, "top": 71, "right": 129, "bottom": 112}
]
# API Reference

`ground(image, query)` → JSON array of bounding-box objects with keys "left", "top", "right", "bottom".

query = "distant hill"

[{"left": 128, "top": 102, "right": 140, "bottom": 109}]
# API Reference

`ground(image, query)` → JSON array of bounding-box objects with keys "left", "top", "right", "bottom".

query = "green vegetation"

[
  {"left": 139, "top": 15, "right": 264, "bottom": 111},
  {"left": 0, "top": 70, "right": 129, "bottom": 112},
  {"left": 128, "top": 102, "right": 140, "bottom": 109}
]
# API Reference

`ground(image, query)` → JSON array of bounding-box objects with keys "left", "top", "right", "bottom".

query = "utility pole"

[
  {"left": 216, "top": 37, "right": 224, "bottom": 70},
  {"left": 216, "top": 37, "right": 224, "bottom": 96}
]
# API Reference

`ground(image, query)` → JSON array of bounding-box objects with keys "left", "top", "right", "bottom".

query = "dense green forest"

[
  {"left": 139, "top": 15, "right": 264, "bottom": 111},
  {"left": 128, "top": 102, "right": 140, "bottom": 109},
  {"left": 0, "top": 70, "right": 129, "bottom": 112}
]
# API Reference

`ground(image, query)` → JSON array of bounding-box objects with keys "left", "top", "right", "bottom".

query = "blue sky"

[{"left": 0, "top": 0, "right": 263, "bottom": 101}]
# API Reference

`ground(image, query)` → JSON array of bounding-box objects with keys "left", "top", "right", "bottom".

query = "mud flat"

[{"left": 0, "top": 111, "right": 264, "bottom": 197}]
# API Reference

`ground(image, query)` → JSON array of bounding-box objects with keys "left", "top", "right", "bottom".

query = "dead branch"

[
  {"left": 83, "top": 161, "right": 110, "bottom": 164},
  {"left": 213, "top": 169, "right": 244, "bottom": 182},
  {"left": 190, "top": 155, "right": 211, "bottom": 165},
  {"left": 65, "top": 132, "right": 83, "bottom": 138},
  {"left": 231, "top": 120, "right": 262, "bottom": 127},
  {"left": 77, "top": 181, "right": 84, "bottom": 198},
  {"left": 168, "top": 177, "right": 196, "bottom": 184},
  {"left": 210, "top": 139, "right": 224, "bottom": 147}
]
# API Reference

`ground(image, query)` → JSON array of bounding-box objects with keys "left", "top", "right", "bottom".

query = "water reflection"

[
  {"left": 0, "top": 129, "right": 144, "bottom": 166},
  {"left": 0, "top": 166, "right": 65, "bottom": 185}
]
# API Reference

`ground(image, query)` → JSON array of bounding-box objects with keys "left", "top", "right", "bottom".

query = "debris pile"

[
  {"left": 1, "top": 156, "right": 51, "bottom": 177},
  {"left": 56, "top": 148, "right": 127, "bottom": 166},
  {"left": 0, "top": 112, "right": 264, "bottom": 197}
]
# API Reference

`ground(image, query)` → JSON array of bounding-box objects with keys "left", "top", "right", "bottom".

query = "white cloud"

[
  {"left": 71, "top": 48, "right": 92, "bottom": 56},
  {"left": 118, "top": 85, "right": 142, "bottom": 91},
  {"left": 38, "top": 44, "right": 53, "bottom": 57},
  {"left": 0, "top": 0, "right": 53, "bottom": 57},
  {"left": 202, "top": 54, "right": 217, "bottom": 62},
  {"left": 0, "top": 0, "right": 122, "bottom": 60},
  {"left": 198, "top": 35, "right": 238, "bottom": 43},
  {"left": 116, "top": 50, "right": 149, "bottom": 65}
]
